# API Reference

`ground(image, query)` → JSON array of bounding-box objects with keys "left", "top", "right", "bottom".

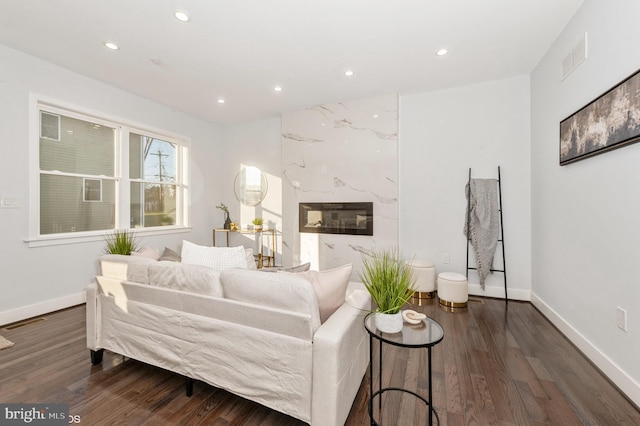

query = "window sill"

[{"left": 25, "top": 226, "right": 192, "bottom": 248}]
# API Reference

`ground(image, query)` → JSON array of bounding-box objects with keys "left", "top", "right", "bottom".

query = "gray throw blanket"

[{"left": 463, "top": 179, "right": 499, "bottom": 289}]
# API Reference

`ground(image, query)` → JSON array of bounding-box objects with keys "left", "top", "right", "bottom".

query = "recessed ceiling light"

[
  {"left": 174, "top": 11, "right": 190, "bottom": 22},
  {"left": 344, "top": 70, "right": 354, "bottom": 77},
  {"left": 104, "top": 42, "right": 119, "bottom": 50},
  {"left": 436, "top": 49, "right": 448, "bottom": 56},
  {"left": 217, "top": 99, "right": 225, "bottom": 104},
  {"left": 274, "top": 86, "right": 283, "bottom": 92}
]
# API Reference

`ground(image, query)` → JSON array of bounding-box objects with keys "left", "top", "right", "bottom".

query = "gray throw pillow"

[{"left": 159, "top": 247, "right": 181, "bottom": 262}]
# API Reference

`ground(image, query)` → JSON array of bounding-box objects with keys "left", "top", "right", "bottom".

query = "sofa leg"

[
  {"left": 185, "top": 377, "right": 193, "bottom": 397},
  {"left": 90, "top": 349, "right": 104, "bottom": 365}
]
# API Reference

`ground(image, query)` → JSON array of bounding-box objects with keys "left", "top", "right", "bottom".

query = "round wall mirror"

[{"left": 234, "top": 166, "right": 268, "bottom": 206}]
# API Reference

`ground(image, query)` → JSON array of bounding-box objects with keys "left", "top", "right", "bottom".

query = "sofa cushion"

[
  {"left": 99, "top": 254, "right": 156, "bottom": 283},
  {"left": 148, "top": 261, "right": 223, "bottom": 297},
  {"left": 288, "top": 264, "right": 352, "bottom": 323},
  {"left": 220, "top": 269, "right": 321, "bottom": 331},
  {"left": 181, "top": 240, "right": 248, "bottom": 271}
]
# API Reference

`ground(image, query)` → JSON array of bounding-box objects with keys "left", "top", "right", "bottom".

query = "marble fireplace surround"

[{"left": 281, "top": 94, "right": 398, "bottom": 276}]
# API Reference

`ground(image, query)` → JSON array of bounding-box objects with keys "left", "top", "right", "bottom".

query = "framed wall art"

[{"left": 560, "top": 68, "right": 640, "bottom": 165}]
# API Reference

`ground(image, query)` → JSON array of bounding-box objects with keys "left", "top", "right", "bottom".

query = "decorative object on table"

[
  {"left": 230, "top": 222, "right": 239, "bottom": 231},
  {"left": 216, "top": 203, "right": 232, "bottom": 230},
  {"left": 402, "top": 309, "right": 426, "bottom": 324},
  {"left": 560, "top": 67, "right": 640, "bottom": 165},
  {"left": 104, "top": 229, "right": 140, "bottom": 255},
  {"left": 252, "top": 217, "right": 263, "bottom": 231},
  {"left": 360, "top": 247, "right": 416, "bottom": 333}
]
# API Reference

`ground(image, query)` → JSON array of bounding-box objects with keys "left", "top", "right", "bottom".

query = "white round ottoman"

[
  {"left": 406, "top": 259, "right": 436, "bottom": 300},
  {"left": 438, "top": 272, "right": 468, "bottom": 309}
]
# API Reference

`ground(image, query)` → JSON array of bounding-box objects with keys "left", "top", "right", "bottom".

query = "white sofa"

[{"left": 86, "top": 254, "right": 370, "bottom": 426}]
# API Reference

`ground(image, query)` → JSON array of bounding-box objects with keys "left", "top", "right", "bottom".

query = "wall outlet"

[
  {"left": 442, "top": 253, "right": 451, "bottom": 264},
  {"left": 0, "top": 195, "right": 19, "bottom": 208},
  {"left": 616, "top": 307, "right": 627, "bottom": 331}
]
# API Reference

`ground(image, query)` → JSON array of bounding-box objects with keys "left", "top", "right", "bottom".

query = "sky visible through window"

[{"left": 144, "top": 138, "right": 176, "bottom": 182}]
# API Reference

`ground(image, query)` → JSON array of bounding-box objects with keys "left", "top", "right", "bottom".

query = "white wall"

[
  {"left": 218, "top": 117, "right": 283, "bottom": 265},
  {"left": 399, "top": 76, "right": 532, "bottom": 300},
  {"left": 0, "top": 44, "right": 222, "bottom": 325},
  {"left": 531, "top": 0, "right": 640, "bottom": 405}
]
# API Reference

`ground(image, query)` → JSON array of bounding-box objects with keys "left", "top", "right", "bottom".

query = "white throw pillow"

[
  {"left": 294, "top": 264, "right": 352, "bottom": 323},
  {"left": 181, "top": 240, "right": 248, "bottom": 271}
]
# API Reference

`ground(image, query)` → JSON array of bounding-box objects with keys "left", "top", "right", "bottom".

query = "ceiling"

[{"left": 0, "top": 0, "right": 583, "bottom": 126}]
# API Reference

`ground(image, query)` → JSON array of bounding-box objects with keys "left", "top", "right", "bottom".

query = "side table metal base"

[
  {"left": 365, "top": 313, "right": 444, "bottom": 426},
  {"left": 368, "top": 387, "right": 440, "bottom": 425}
]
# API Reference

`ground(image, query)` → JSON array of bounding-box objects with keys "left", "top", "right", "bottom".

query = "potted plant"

[
  {"left": 359, "top": 248, "right": 416, "bottom": 333},
  {"left": 216, "top": 203, "right": 232, "bottom": 230},
  {"left": 104, "top": 229, "right": 140, "bottom": 255},
  {"left": 252, "top": 217, "right": 264, "bottom": 231}
]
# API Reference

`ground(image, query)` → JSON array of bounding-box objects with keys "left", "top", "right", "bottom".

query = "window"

[
  {"left": 129, "top": 133, "right": 178, "bottom": 227},
  {"left": 32, "top": 101, "right": 190, "bottom": 243},
  {"left": 83, "top": 178, "right": 103, "bottom": 202}
]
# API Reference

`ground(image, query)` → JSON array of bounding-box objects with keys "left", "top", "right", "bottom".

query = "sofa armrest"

[
  {"left": 346, "top": 280, "right": 366, "bottom": 297},
  {"left": 86, "top": 281, "right": 100, "bottom": 350},
  {"left": 311, "top": 289, "right": 371, "bottom": 426}
]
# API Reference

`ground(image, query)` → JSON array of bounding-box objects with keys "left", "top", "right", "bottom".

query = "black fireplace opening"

[{"left": 299, "top": 202, "right": 373, "bottom": 236}]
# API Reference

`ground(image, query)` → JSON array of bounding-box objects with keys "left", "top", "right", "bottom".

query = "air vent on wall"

[
  {"left": 561, "top": 32, "right": 588, "bottom": 80},
  {"left": 40, "top": 111, "right": 60, "bottom": 141}
]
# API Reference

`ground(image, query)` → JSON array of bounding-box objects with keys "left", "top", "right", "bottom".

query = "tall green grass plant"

[
  {"left": 359, "top": 248, "right": 416, "bottom": 314},
  {"left": 104, "top": 229, "right": 140, "bottom": 255}
]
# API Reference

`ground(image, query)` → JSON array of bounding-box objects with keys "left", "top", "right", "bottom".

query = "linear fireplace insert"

[{"left": 299, "top": 202, "right": 373, "bottom": 236}]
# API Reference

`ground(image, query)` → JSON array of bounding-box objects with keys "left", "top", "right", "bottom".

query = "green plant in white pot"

[
  {"left": 252, "top": 217, "right": 264, "bottom": 231},
  {"left": 360, "top": 248, "right": 416, "bottom": 333}
]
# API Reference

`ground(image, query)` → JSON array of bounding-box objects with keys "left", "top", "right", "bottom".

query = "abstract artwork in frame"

[{"left": 560, "top": 68, "right": 640, "bottom": 165}]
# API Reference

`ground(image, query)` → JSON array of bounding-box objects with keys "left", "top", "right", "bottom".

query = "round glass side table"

[{"left": 364, "top": 312, "right": 444, "bottom": 426}]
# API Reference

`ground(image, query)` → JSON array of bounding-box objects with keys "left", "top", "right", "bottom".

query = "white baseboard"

[
  {"left": 0, "top": 292, "right": 86, "bottom": 326},
  {"left": 531, "top": 292, "right": 640, "bottom": 408},
  {"left": 468, "top": 283, "right": 530, "bottom": 301}
]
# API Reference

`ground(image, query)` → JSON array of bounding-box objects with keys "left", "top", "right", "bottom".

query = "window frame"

[{"left": 28, "top": 94, "right": 191, "bottom": 247}]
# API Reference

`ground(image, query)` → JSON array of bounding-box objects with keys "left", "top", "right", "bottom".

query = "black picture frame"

[{"left": 560, "top": 68, "right": 640, "bottom": 165}]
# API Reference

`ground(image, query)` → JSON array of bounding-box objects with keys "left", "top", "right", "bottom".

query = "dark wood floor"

[{"left": 1, "top": 297, "right": 638, "bottom": 425}]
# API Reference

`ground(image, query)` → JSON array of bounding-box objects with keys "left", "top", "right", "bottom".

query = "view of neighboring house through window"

[
  {"left": 37, "top": 103, "right": 188, "bottom": 238},
  {"left": 39, "top": 111, "right": 116, "bottom": 234}
]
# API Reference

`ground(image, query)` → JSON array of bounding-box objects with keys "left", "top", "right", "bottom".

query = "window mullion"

[{"left": 118, "top": 127, "right": 130, "bottom": 229}]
